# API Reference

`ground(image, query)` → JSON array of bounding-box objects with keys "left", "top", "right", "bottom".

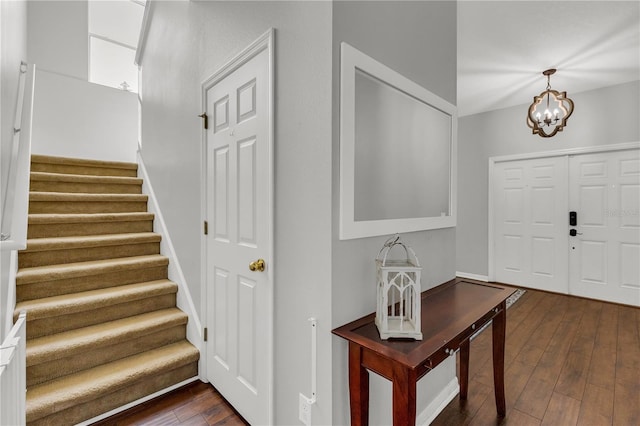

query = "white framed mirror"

[{"left": 339, "top": 43, "right": 457, "bottom": 240}]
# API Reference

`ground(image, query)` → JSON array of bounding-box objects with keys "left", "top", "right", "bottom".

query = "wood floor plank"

[
  {"left": 504, "top": 290, "right": 542, "bottom": 332},
  {"left": 505, "top": 293, "right": 553, "bottom": 363},
  {"left": 470, "top": 291, "right": 550, "bottom": 388},
  {"left": 540, "top": 392, "right": 580, "bottom": 426},
  {"left": 92, "top": 381, "right": 248, "bottom": 426},
  {"left": 174, "top": 390, "right": 224, "bottom": 422},
  {"left": 554, "top": 300, "right": 600, "bottom": 400},
  {"left": 531, "top": 305, "right": 584, "bottom": 386},
  {"left": 577, "top": 383, "right": 613, "bottom": 426},
  {"left": 179, "top": 414, "right": 209, "bottom": 426},
  {"left": 506, "top": 408, "right": 541, "bottom": 426},
  {"left": 616, "top": 305, "right": 640, "bottom": 382},
  {"left": 518, "top": 293, "right": 567, "bottom": 355},
  {"left": 587, "top": 302, "right": 618, "bottom": 391},
  {"left": 431, "top": 378, "right": 492, "bottom": 426},
  {"left": 514, "top": 376, "right": 554, "bottom": 420},
  {"left": 508, "top": 292, "right": 557, "bottom": 367},
  {"left": 469, "top": 330, "right": 494, "bottom": 388},
  {"left": 613, "top": 380, "right": 640, "bottom": 425},
  {"left": 202, "top": 402, "right": 241, "bottom": 425},
  {"left": 613, "top": 306, "right": 640, "bottom": 425},
  {"left": 503, "top": 360, "right": 536, "bottom": 410}
]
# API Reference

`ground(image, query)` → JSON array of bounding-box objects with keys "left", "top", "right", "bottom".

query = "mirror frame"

[{"left": 339, "top": 42, "right": 457, "bottom": 240}]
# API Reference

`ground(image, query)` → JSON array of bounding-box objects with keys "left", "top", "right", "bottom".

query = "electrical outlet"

[{"left": 299, "top": 393, "right": 312, "bottom": 426}]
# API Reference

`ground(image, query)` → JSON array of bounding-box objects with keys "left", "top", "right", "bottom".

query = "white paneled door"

[
  {"left": 493, "top": 157, "right": 568, "bottom": 293},
  {"left": 493, "top": 148, "right": 640, "bottom": 306},
  {"left": 569, "top": 150, "right": 640, "bottom": 305},
  {"left": 204, "top": 34, "right": 272, "bottom": 426}
]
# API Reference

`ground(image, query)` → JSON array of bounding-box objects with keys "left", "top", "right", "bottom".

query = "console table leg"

[
  {"left": 459, "top": 340, "right": 470, "bottom": 401},
  {"left": 492, "top": 303, "right": 507, "bottom": 417},
  {"left": 349, "top": 342, "right": 369, "bottom": 426},
  {"left": 392, "top": 364, "right": 417, "bottom": 426}
]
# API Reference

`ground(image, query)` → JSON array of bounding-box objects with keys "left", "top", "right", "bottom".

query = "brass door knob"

[{"left": 249, "top": 258, "right": 265, "bottom": 272}]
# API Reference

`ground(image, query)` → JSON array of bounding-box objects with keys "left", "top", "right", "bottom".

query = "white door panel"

[
  {"left": 569, "top": 150, "right": 640, "bottom": 305},
  {"left": 493, "top": 157, "right": 568, "bottom": 293},
  {"left": 205, "top": 42, "right": 272, "bottom": 425}
]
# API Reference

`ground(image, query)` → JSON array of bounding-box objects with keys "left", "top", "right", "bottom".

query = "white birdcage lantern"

[{"left": 375, "top": 235, "right": 423, "bottom": 340}]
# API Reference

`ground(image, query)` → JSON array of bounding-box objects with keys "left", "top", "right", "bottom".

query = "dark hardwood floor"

[
  {"left": 432, "top": 288, "right": 640, "bottom": 426},
  {"left": 94, "top": 288, "right": 638, "bottom": 425},
  {"left": 92, "top": 380, "right": 248, "bottom": 426}
]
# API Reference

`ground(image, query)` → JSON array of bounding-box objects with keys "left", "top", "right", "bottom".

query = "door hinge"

[
  {"left": 204, "top": 327, "right": 208, "bottom": 342},
  {"left": 204, "top": 220, "right": 208, "bottom": 235},
  {"left": 198, "top": 112, "right": 208, "bottom": 129}
]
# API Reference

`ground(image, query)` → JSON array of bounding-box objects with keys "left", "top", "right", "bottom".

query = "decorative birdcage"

[{"left": 375, "top": 235, "right": 423, "bottom": 340}]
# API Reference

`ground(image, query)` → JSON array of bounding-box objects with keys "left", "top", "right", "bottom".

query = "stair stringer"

[{"left": 136, "top": 151, "right": 204, "bottom": 372}]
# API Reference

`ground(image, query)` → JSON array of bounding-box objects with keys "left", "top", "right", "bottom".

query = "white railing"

[
  {"left": 0, "top": 311, "right": 27, "bottom": 426},
  {"left": 1, "top": 62, "right": 35, "bottom": 250},
  {"left": 1, "top": 62, "right": 34, "bottom": 351}
]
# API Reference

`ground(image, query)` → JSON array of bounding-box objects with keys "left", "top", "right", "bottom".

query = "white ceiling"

[{"left": 457, "top": 0, "right": 640, "bottom": 117}]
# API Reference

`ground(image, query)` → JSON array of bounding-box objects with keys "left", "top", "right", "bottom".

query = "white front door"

[
  {"left": 204, "top": 34, "right": 273, "bottom": 425},
  {"left": 493, "top": 156, "right": 568, "bottom": 293},
  {"left": 492, "top": 147, "right": 640, "bottom": 306},
  {"left": 568, "top": 150, "right": 640, "bottom": 305}
]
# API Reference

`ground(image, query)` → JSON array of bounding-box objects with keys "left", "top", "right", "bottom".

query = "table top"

[{"left": 332, "top": 279, "right": 515, "bottom": 369}]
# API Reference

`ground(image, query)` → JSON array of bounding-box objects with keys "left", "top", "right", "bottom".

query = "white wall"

[
  {"left": 30, "top": 69, "right": 137, "bottom": 163},
  {"left": 1, "top": 0, "right": 27, "bottom": 343},
  {"left": 27, "top": 0, "right": 88, "bottom": 80},
  {"left": 456, "top": 80, "right": 640, "bottom": 277},
  {"left": 139, "top": 1, "right": 333, "bottom": 425},
  {"left": 331, "top": 2, "right": 458, "bottom": 424},
  {"left": 1, "top": 0, "right": 27, "bottom": 209}
]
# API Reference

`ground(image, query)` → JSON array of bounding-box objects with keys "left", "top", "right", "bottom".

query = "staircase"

[{"left": 14, "top": 154, "right": 199, "bottom": 425}]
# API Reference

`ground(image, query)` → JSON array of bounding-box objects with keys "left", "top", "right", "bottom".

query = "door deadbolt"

[{"left": 249, "top": 259, "right": 265, "bottom": 272}]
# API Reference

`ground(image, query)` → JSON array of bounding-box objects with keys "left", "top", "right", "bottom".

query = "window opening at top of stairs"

[{"left": 88, "top": 0, "right": 144, "bottom": 93}]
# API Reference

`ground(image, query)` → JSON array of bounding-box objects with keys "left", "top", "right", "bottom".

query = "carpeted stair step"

[
  {"left": 26, "top": 308, "right": 188, "bottom": 387},
  {"left": 30, "top": 154, "right": 138, "bottom": 177},
  {"left": 16, "top": 254, "right": 169, "bottom": 302},
  {"left": 27, "top": 212, "right": 154, "bottom": 239},
  {"left": 29, "top": 192, "right": 148, "bottom": 214},
  {"left": 20, "top": 154, "right": 199, "bottom": 423},
  {"left": 19, "top": 232, "right": 162, "bottom": 268},
  {"left": 26, "top": 341, "right": 199, "bottom": 425},
  {"left": 15, "top": 279, "right": 178, "bottom": 339},
  {"left": 30, "top": 171, "right": 143, "bottom": 194}
]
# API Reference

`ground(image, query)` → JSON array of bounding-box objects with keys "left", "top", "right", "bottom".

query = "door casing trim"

[{"left": 199, "top": 28, "right": 275, "bottom": 425}]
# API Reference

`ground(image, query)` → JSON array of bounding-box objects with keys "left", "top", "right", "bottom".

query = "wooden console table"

[{"left": 332, "top": 279, "right": 515, "bottom": 426}]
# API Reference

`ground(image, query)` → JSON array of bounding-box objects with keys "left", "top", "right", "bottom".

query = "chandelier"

[{"left": 526, "top": 69, "right": 574, "bottom": 138}]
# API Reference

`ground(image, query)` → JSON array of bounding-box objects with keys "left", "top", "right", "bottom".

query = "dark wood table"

[{"left": 332, "top": 279, "right": 515, "bottom": 426}]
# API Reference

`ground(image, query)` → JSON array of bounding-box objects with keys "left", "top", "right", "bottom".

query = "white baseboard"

[
  {"left": 456, "top": 271, "right": 489, "bottom": 282},
  {"left": 417, "top": 376, "right": 460, "bottom": 425}
]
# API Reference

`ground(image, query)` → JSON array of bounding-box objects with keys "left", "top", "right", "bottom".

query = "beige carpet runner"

[{"left": 15, "top": 154, "right": 199, "bottom": 425}]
